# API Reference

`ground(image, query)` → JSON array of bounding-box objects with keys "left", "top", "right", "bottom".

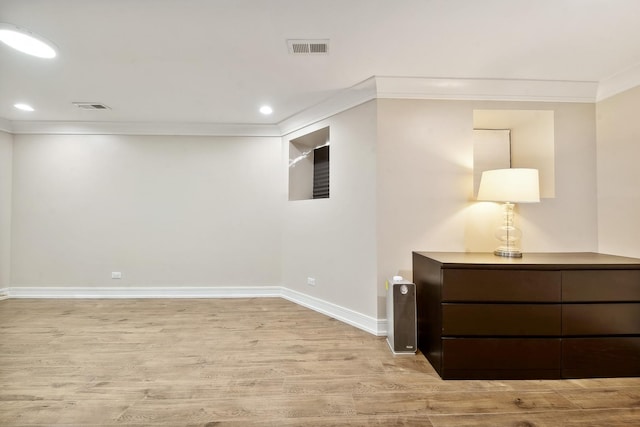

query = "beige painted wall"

[
  {"left": 376, "top": 99, "right": 598, "bottom": 317},
  {"left": 596, "top": 85, "right": 640, "bottom": 258},
  {"left": 282, "top": 101, "right": 378, "bottom": 318},
  {"left": 11, "top": 134, "right": 284, "bottom": 286},
  {"left": 0, "top": 131, "right": 12, "bottom": 288}
]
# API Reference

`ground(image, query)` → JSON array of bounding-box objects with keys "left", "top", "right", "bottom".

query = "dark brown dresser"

[{"left": 412, "top": 252, "right": 640, "bottom": 380}]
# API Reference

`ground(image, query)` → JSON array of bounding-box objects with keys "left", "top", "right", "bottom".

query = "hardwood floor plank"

[
  {"left": 115, "top": 395, "right": 357, "bottom": 424},
  {"left": 0, "top": 400, "right": 131, "bottom": 425},
  {"left": 1, "top": 415, "right": 434, "bottom": 427},
  {"left": 353, "top": 390, "right": 578, "bottom": 416},
  {"left": 429, "top": 408, "right": 640, "bottom": 427},
  {"left": 558, "top": 386, "right": 640, "bottom": 410}
]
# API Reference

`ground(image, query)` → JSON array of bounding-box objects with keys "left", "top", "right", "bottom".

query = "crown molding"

[
  {"left": 596, "top": 61, "right": 640, "bottom": 101},
  {"left": 9, "top": 121, "right": 281, "bottom": 137},
  {"left": 2, "top": 76, "right": 608, "bottom": 138},
  {"left": 275, "top": 76, "right": 599, "bottom": 136},
  {"left": 277, "top": 77, "right": 377, "bottom": 136},
  {"left": 375, "top": 76, "right": 598, "bottom": 103},
  {"left": 0, "top": 117, "right": 13, "bottom": 133}
]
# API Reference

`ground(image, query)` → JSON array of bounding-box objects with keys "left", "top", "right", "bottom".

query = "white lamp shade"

[{"left": 477, "top": 168, "right": 540, "bottom": 203}]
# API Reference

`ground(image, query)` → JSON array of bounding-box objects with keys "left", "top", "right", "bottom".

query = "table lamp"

[{"left": 477, "top": 168, "right": 540, "bottom": 258}]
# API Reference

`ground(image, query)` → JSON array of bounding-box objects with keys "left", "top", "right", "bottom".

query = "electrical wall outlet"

[
  {"left": 111, "top": 272, "right": 122, "bottom": 279},
  {"left": 307, "top": 277, "right": 316, "bottom": 286}
]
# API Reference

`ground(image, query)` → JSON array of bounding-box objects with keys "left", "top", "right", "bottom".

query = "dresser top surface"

[{"left": 414, "top": 252, "right": 640, "bottom": 269}]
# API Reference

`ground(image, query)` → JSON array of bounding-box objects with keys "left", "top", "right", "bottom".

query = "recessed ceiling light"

[
  {"left": 14, "top": 103, "right": 34, "bottom": 112},
  {"left": 0, "top": 23, "right": 57, "bottom": 59},
  {"left": 259, "top": 105, "right": 273, "bottom": 115}
]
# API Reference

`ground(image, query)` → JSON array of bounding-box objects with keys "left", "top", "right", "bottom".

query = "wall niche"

[
  {"left": 473, "top": 110, "right": 555, "bottom": 198},
  {"left": 288, "top": 127, "right": 330, "bottom": 201}
]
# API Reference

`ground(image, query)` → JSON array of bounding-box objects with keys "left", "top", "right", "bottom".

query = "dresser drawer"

[
  {"left": 442, "top": 269, "right": 561, "bottom": 302},
  {"left": 562, "top": 303, "right": 640, "bottom": 335},
  {"left": 563, "top": 337, "right": 640, "bottom": 378},
  {"left": 562, "top": 270, "right": 640, "bottom": 302},
  {"left": 442, "top": 304, "right": 561, "bottom": 336},
  {"left": 442, "top": 338, "right": 561, "bottom": 379}
]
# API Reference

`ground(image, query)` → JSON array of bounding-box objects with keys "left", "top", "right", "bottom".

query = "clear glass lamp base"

[
  {"left": 494, "top": 247, "right": 523, "bottom": 258},
  {"left": 493, "top": 202, "right": 523, "bottom": 258}
]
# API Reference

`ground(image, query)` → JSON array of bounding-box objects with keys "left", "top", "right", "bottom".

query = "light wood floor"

[{"left": 1, "top": 298, "right": 639, "bottom": 426}]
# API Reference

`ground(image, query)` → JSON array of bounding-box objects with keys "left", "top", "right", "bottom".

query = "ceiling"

[{"left": 1, "top": 0, "right": 640, "bottom": 128}]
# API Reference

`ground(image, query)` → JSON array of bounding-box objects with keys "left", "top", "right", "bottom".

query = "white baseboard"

[
  {"left": 4, "top": 285, "right": 388, "bottom": 336},
  {"left": 281, "top": 287, "right": 386, "bottom": 336},
  {"left": 376, "top": 318, "right": 388, "bottom": 336},
  {"left": 6, "top": 286, "right": 282, "bottom": 299}
]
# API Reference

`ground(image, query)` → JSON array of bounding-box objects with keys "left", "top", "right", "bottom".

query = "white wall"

[
  {"left": 2, "top": 95, "right": 610, "bottom": 327},
  {"left": 0, "top": 131, "right": 12, "bottom": 288},
  {"left": 596, "top": 85, "right": 640, "bottom": 258},
  {"left": 10, "top": 134, "right": 284, "bottom": 287},
  {"left": 282, "top": 101, "right": 378, "bottom": 318},
  {"left": 376, "top": 99, "right": 598, "bottom": 317}
]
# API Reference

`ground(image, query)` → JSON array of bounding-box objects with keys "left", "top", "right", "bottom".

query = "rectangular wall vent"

[
  {"left": 72, "top": 102, "right": 111, "bottom": 110},
  {"left": 287, "top": 39, "right": 329, "bottom": 55}
]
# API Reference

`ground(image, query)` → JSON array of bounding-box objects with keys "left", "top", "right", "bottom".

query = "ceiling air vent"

[
  {"left": 287, "top": 39, "right": 329, "bottom": 55},
  {"left": 72, "top": 102, "right": 110, "bottom": 110}
]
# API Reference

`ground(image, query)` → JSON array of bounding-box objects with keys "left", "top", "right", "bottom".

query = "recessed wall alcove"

[
  {"left": 473, "top": 110, "right": 555, "bottom": 198},
  {"left": 288, "top": 126, "right": 330, "bottom": 201}
]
